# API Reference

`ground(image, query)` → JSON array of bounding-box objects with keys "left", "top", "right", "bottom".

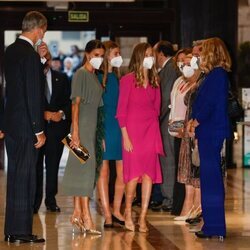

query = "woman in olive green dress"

[{"left": 62, "top": 40, "right": 105, "bottom": 234}]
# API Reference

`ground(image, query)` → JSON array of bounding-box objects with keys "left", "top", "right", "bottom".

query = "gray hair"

[
  {"left": 22, "top": 11, "right": 47, "bottom": 32},
  {"left": 192, "top": 39, "right": 204, "bottom": 47}
]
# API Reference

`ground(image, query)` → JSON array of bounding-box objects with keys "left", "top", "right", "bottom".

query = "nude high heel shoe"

[
  {"left": 124, "top": 210, "right": 135, "bottom": 232},
  {"left": 188, "top": 205, "right": 202, "bottom": 220},
  {"left": 138, "top": 217, "right": 148, "bottom": 233},
  {"left": 174, "top": 206, "right": 195, "bottom": 221}
]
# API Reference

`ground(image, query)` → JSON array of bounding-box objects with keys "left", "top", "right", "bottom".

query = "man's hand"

[
  {"left": 37, "top": 42, "right": 48, "bottom": 58},
  {"left": 44, "top": 111, "right": 55, "bottom": 121},
  {"left": 34, "top": 133, "right": 46, "bottom": 149}
]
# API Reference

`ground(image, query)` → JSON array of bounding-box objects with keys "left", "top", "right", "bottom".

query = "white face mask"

[
  {"left": 143, "top": 56, "right": 154, "bottom": 69},
  {"left": 110, "top": 56, "right": 123, "bottom": 68},
  {"left": 190, "top": 56, "right": 200, "bottom": 70},
  {"left": 89, "top": 57, "right": 103, "bottom": 70},
  {"left": 182, "top": 65, "right": 195, "bottom": 78},
  {"left": 177, "top": 62, "right": 184, "bottom": 72}
]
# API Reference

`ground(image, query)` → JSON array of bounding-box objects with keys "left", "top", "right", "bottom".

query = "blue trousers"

[{"left": 198, "top": 137, "right": 226, "bottom": 236}]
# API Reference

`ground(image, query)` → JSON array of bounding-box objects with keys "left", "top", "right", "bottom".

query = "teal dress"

[
  {"left": 62, "top": 68, "right": 103, "bottom": 197},
  {"left": 98, "top": 72, "right": 122, "bottom": 160}
]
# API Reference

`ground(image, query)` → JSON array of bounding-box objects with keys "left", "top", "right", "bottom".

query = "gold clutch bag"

[{"left": 62, "top": 134, "right": 90, "bottom": 164}]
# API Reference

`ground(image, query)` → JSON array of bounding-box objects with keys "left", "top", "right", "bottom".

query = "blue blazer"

[{"left": 191, "top": 67, "right": 231, "bottom": 140}]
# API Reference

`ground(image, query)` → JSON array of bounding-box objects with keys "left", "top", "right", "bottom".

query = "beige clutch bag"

[{"left": 62, "top": 134, "right": 90, "bottom": 164}]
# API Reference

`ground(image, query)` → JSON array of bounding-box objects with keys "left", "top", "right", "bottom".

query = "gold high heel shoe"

[
  {"left": 83, "top": 217, "right": 102, "bottom": 235},
  {"left": 71, "top": 216, "right": 86, "bottom": 234}
]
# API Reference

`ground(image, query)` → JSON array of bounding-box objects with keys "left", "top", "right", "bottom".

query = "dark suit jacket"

[
  {"left": 44, "top": 69, "right": 71, "bottom": 135},
  {"left": 159, "top": 58, "right": 181, "bottom": 135},
  {"left": 4, "top": 38, "right": 44, "bottom": 139}
]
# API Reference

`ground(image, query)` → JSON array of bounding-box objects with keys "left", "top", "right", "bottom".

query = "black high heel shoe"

[
  {"left": 186, "top": 213, "right": 202, "bottom": 224},
  {"left": 112, "top": 214, "right": 125, "bottom": 226},
  {"left": 195, "top": 231, "right": 225, "bottom": 241},
  {"left": 104, "top": 221, "right": 114, "bottom": 228}
]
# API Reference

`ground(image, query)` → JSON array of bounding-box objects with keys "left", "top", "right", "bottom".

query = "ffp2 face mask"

[
  {"left": 90, "top": 57, "right": 103, "bottom": 70},
  {"left": 110, "top": 56, "right": 123, "bottom": 68},
  {"left": 182, "top": 65, "right": 195, "bottom": 78},
  {"left": 143, "top": 56, "right": 154, "bottom": 69}
]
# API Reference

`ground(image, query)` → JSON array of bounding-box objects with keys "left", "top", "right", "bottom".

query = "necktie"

[{"left": 45, "top": 78, "right": 51, "bottom": 103}]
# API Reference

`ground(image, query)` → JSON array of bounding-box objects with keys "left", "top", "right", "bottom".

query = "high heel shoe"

[
  {"left": 195, "top": 231, "right": 225, "bottom": 241},
  {"left": 186, "top": 212, "right": 202, "bottom": 224},
  {"left": 85, "top": 228, "right": 102, "bottom": 235},
  {"left": 83, "top": 218, "right": 102, "bottom": 235},
  {"left": 112, "top": 214, "right": 125, "bottom": 226},
  {"left": 70, "top": 216, "right": 86, "bottom": 234},
  {"left": 138, "top": 218, "right": 148, "bottom": 233},
  {"left": 174, "top": 206, "right": 195, "bottom": 221},
  {"left": 125, "top": 221, "right": 135, "bottom": 232},
  {"left": 188, "top": 206, "right": 202, "bottom": 220},
  {"left": 124, "top": 210, "right": 135, "bottom": 232}
]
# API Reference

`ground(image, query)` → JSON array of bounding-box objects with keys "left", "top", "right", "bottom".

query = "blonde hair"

[
  {"left": 128, "top": 42, "right": 159, "bottom": 88},
  {"left": 100, "top": 40, "right": 120, "bottom": 87},
  {"left": 200, "top": 37, "right": 232, "bottom": 73}
]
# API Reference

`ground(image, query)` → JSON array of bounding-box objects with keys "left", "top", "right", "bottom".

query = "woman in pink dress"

[{"left": 116, "top": 42, "right": 164, "bottom": 232}]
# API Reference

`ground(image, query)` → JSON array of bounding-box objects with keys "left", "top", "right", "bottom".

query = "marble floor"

[{"left": 0, "top": 167, "right": 250, "bottom": 250}]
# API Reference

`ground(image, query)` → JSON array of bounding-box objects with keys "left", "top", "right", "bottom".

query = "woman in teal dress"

[
  {"left": 62, "top": 40, "right": 105, "bottom": 234},
  {"left": 97, "top": 41, "right": 125, "bottom": 228}
]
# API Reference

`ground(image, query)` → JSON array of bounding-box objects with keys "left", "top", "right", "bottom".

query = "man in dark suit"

[
  {"left": 34, "top": 53, "right": 71, "bottom": 213},
  {"left": 151, "top": 41, "right": 181, "bottom": 212},
  {"left": 3, "top": 11, "right": 47, "bottom": 244}
]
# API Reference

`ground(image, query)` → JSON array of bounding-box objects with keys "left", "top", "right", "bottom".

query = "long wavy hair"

[
  {"left": 128, "top": 42, "right": 159, "bottom": 88},
  {"left": 100, "top": 40, "right": 120, "bottom": 87},
  {"left": 200, "top": 37, "right": 232, "bottom": 73}
]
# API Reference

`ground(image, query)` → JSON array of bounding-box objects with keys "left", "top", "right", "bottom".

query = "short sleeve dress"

[{"left": 61, "top": 67, "right": 103, "bottom": 197}]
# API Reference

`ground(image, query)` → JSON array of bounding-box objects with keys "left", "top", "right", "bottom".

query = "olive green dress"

[{"left": 62, "top": 68, "right": 103, "bottom": 197}]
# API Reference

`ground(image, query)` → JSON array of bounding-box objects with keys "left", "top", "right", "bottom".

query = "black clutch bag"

[{"left": 62, "top": 134, "right": 90, "bottom": 164}]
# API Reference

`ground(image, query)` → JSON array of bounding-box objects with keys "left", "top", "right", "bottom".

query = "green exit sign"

[{"left": 68, "top": 11, "right": 89, "bottom": 22}]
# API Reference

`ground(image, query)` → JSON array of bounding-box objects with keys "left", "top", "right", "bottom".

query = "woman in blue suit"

[{"left": 189, "top": 37, "right": 231, "bottom": 239}]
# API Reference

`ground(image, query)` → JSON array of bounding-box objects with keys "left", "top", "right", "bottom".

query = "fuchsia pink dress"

[{"left": 116, "top": 73, "right": 164, "bottom": 184}]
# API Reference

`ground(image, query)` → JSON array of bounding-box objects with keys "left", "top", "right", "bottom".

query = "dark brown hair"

[{"left": 82, "top": 39, "right": 105, "bottom": 65}]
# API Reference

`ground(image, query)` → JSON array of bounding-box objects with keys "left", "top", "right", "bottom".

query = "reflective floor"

[{"left": 0, "top": 167, "right": 250, "bottom": 249}]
